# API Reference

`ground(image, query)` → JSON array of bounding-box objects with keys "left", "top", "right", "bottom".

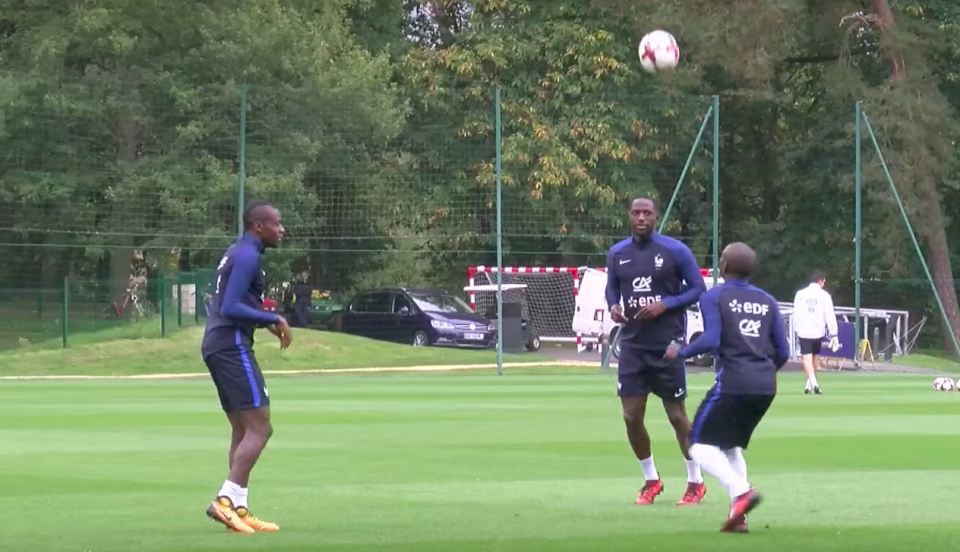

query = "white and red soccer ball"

[
  {"left": 933, "top": 377, "right": 956, "bottom": 391},
  {"left": 638, "top": 30, "right": 680, "bottom": 74}
]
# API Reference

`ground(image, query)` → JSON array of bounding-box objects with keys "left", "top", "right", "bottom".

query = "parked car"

[{"left": 341, "top": 287, "right": 495, "bottom": 348}]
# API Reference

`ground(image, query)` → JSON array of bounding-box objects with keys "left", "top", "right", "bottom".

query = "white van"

[{"left": 572, "top": 267, "right": 723, "bottom": 366}]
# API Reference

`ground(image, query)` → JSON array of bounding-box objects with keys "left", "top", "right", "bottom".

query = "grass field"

[
  {"left": 3, "top": 361, "right": 959, "bottom": 551},
  {"left": 0, "top": 327, "right": 541, "bottom": 377}
]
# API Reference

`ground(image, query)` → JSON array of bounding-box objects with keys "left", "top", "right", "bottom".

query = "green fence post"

[
  {"left": 160, "top": 273, "right": 167, "bottom": 338},
  {"left": 854, "top": 101, "right": 863, "bottom": 362},
  {"left": 61, "top": 277, "right": 68, "bottom": 348},
  {"left": 495, "top": 86, "right": 503, "bottom": 377},
  {"left": 177, "top": 276, "right": 183, "bottom": 328},
  {"left": 711, "top": 94, "right": 720, "bottom": 287},
  {"left": 237, "top": 84, "right": 248, "bottom": 237}
]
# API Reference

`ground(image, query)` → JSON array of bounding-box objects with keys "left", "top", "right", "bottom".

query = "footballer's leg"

[
  {"left": 618, "top": 350, "right": 663, "bottom": 505},
  {"left": 653, "top": 354, "right": 705, "bottom": 505},
  {"left": 205, "top": 349, "right": 279, "bottom": 532},
  {"left": 800, "top": 339, "right": 822, "bottom": 394},
  {"left": 228, "top": 405, "right": 279, "bottom": 531}
]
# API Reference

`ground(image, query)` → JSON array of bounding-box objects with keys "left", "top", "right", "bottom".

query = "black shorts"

[
  {"left": 798, "top": 337, "right": 823, "bottom": 356},
  {"left": 690, "top": 389, "right": 774, "bottom": 450},
  {"left": 617, "top": 347, "right": 687, "bottom": 401},
  {"left": 204, "top": 348, "right": 270, "bottom": 413}
]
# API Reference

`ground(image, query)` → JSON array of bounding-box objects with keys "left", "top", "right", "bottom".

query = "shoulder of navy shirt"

[
  {"left": 220, "top": 234, "right": 280, "bottom": 328},
  {"left": 678, "top": 278, "right": 791, "bottom": 369},
  {"left": 604, "top": 232, "right": 705, "bottom": 310}
]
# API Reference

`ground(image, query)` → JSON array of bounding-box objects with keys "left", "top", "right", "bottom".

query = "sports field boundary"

[{"left": 0, "top": 360, "right": 604, "bottom": 381}]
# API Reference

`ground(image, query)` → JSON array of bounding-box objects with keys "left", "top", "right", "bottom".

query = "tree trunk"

[
  {"left": 918, "top": 186, "right": 960, "bottom": 352},
  {"left": 111, "top": 94, "right": 139, "bottom": 303}
]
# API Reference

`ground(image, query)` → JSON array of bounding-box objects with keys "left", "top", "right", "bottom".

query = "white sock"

[
  {"left": 639, "top": 456, "right": 660, "bottom": 481},
  {"left": 685, "top": 459, "right": 704, "bottom": 483},
  {"left": 807, "top": 374, "right": 819, "bottom": 389},
  {"left": 217, "top": 479, "right": 245, "bottom": 507},
  {"left": 689, "top": 444, "right": 751, "bottom": 500},
  {"left": 805, "top": 377, "right": 813, "bottom": 391},
  {"left": 724, "top": 448, "right": 748, "bottom": 499},
  {"left": 235, "top": 487, "right": 249, "bottom": 509}
]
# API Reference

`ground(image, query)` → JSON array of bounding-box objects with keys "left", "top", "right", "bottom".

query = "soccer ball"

[
  {"left": 638, "top": 30, "right": 680, "bottom": 74},
  {"left": 933, "top": 377, "right": 956, "bottom": 391}
]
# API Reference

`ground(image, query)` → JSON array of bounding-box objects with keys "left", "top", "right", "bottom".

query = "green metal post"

[
  {"left": 862, "top": 112, "right": 960, "bottom": 362},
  {"left": 495, "top": 87, "right": 504, "bottom": 377},
  {"left": 660, "top": 104, "right": 713, "bottom": 225},
  {"left": 237, "top": 84, "right": 248, "bottom": 237},
  {"left": 61, "top": 277, "right": 68, "bottom": 349},
  {"left": 177, "top": 277, "right": 183, "bottom": 328},
  {"left": 854, "top": 102, "right": 863, "bottom": 361},
  {"left": 712, "top": 95, "right": 720, "bottom": 287},
  {"left": 160, "top": 273, "right": 167, "bottom": 338}
]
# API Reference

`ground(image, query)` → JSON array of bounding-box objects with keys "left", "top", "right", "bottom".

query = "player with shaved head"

[
  {"left": 202, "top": 200, "right": 291, "bottom": 533},
  {"left": 665, "top": 242, "right": 790, "bottom": 533}
]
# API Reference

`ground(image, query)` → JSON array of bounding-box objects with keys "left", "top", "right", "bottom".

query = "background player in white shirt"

[{"left": 791, "top": 270, "right": 838, "bottom": 395}]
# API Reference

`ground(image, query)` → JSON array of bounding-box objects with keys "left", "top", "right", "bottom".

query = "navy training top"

[
  {"left": 677, "top": 278, "right": 790, "bottom": 395},
  {"left": 605, "top": 232, "right": 706, "bottom": 352},
  {"left": 201, "top": 233, "right": 280, "bottom": 358}
]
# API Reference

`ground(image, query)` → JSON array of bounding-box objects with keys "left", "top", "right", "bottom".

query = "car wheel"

[
  {"left": 526, "top": 334, "right": 541, "bottom": 352},
  {"left": 412, "top": 330, "right": 429, "bottom": 347}
]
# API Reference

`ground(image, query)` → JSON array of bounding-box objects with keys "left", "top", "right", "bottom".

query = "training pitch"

[{"left": 3, "top": 366, "right": 958, "bottom": 552}]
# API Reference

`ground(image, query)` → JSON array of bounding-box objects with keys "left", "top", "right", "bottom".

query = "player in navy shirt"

[
  {"left": 605, "top": 198, "right": 708, "bottom": 506},
  {"left": 202, "top": 201, "right": 292, "bottom": 534},
  {"left": 665, "top": 242, "right": 790, "bottom": 533}
]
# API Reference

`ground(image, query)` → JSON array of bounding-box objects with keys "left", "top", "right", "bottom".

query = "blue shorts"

[
  {"left": 617, "top": 346, "right": 687, "bottom": 401},
  {"left": 691, "top": 388, "right": 774, "bottom": 449},
  {"left": 204, "top": 348, "right": 270, "bottom": 413}
]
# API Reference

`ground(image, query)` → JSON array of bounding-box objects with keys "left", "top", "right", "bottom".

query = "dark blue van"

[{"left": 341, "top": 287, "right": 495, "bottom": 348}]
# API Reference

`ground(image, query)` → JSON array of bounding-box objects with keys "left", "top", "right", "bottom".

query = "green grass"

[
  {"left": 892, "top": 351, "right": 960, "bottom": 373},
  {"left": 0, "top": 327, "right": 539, "bottom": 377},
  {"left": 2, "top": 369, "right": 957, "bottom": 551}
]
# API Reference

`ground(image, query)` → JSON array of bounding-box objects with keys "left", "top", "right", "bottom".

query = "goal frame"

[{"left": 466, "top": 265, "right": 597, "bottom": 346}]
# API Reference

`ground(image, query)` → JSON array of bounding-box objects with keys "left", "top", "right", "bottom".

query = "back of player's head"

[
  {"left": 722, "top": 242, "right": 756, "bottom": 278},
  {"left": 809, "top": 270, "right": 826, "bottom": 284},
  {"left": 242, "top": 200, "right": 275, "bottom": 231}
]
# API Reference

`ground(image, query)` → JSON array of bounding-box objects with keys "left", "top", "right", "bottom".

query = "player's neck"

[{"left": 632, "top": 232, "right": 655, "bottom": 244}]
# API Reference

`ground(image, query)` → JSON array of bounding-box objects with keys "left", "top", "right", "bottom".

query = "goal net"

[{"left": 467, "top": 266, "right": 586, "bottom": 344}]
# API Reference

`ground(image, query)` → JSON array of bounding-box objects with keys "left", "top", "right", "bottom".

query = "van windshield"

[{"left": 410, "top": 294, "right": 473, "bottom": 314}]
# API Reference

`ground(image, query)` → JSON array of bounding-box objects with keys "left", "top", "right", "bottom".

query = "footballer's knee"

[{"left": 663, "top": 403, "right": 690, "bottom": 429}]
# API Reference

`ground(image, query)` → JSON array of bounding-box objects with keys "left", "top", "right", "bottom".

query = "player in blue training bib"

[{"left": 665, "top": 242, "right": 790, "bottom": 533}]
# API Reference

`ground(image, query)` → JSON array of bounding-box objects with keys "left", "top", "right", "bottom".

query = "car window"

[
  {"left": 393, "top": 294, "right": 414, "bottom": 313},
  {"left": 410, "top": 293, "right": 473, "bottom": 314},
  {"left": 350, "top": 294, "right": 371, "bottom": 313},
  {"left": 366, "top": 292, "right": 392, "bottom": 314}
]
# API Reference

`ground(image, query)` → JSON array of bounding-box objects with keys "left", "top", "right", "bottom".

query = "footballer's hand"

[
  {"left": 828, "top": 336, "right": 839, "bottom": 352},
  {"left": 637, "top": 301, "right": 667, "bottom": 320},
  {"left": 273, "top": 316, "right": 293, "bottom": 349},
  {"left": 610, "top": 305, "right": 627, "bottom": 324},
  {"left": 663, "top": 341, "right": 681, "bottom": 360}
]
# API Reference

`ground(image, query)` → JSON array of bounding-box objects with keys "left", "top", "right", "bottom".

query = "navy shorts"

[
  {"left": 204, "top": 347, "right": 270, "bottom": 413},
  {"left": 690, "top": 388, "right": 774, "bottom": 450},
  {"left": 617, "top": 346, "right": 687, "bottom": 401}
]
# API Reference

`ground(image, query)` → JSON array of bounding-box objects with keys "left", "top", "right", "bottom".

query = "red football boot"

[
  {"left": 635, "top": 479, "right": 663, "bottom": 505},
  {"left": 722, "top": 489, "right": 762, "bottom": 532},
  {"left": 677, "top": 481, "right": 707, "bottom": 506}
]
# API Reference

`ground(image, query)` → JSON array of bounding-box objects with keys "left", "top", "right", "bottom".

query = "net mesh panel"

[{"left": 471, "top": 269, "right": 581, "bottom": 341}]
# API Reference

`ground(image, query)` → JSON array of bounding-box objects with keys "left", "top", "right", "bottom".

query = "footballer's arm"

[
  {"left": 662, "top": 244, "right": 706, "bottom": 311},
  {"left": 605, "top": 249, "right": 621, "bottom": 310},
  {"left": 221, "top": 252, "right": 280, "bottom": 327},
  {"left": 770, "top": 301, "right": 791, "bottom": 369},
  {"left": 675, "top": 289, "right": 722, "bottom": 359}
]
